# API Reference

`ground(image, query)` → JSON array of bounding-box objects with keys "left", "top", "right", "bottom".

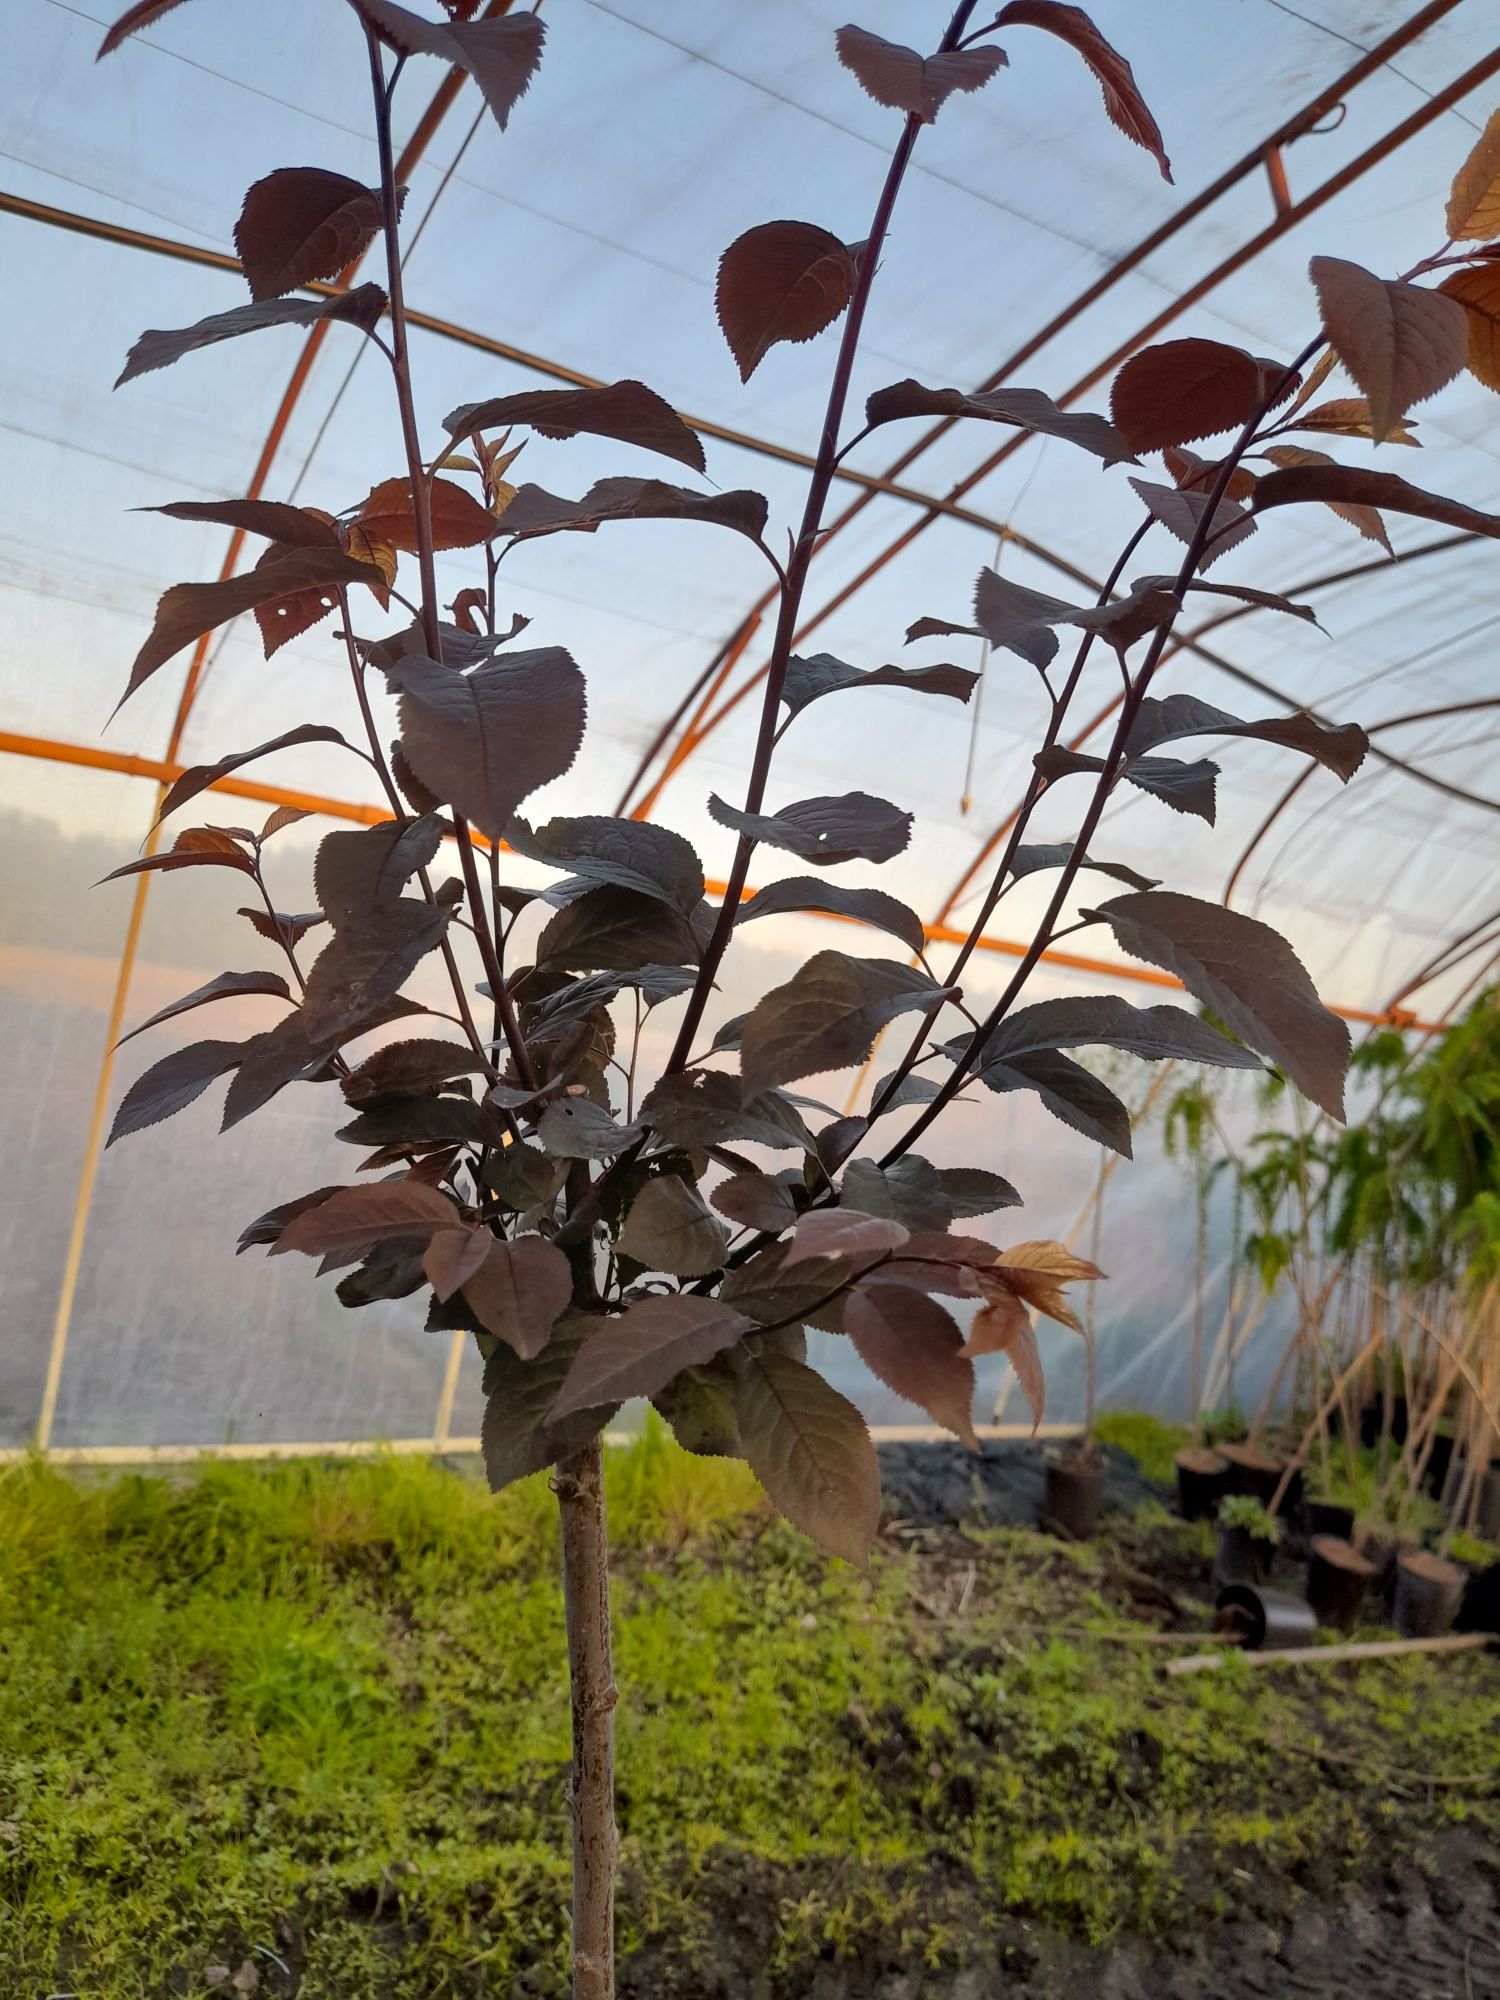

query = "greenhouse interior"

[{"left": 4, "top": 0, "right": 1500, "bottom": 1993}]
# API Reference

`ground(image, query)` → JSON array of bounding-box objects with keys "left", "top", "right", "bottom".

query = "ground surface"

[{"left": 1, "top": 1420, "right": 1497, "bottom": 1997}]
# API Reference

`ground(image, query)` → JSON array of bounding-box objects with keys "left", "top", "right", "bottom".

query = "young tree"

[{"left": 94, "top": 2, "right": 1500, "bottom": 1990}]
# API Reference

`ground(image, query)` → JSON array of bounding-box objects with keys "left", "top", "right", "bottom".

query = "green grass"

[{"left": 1, "top": 1429, "right": 1497, "bottom": 1997}]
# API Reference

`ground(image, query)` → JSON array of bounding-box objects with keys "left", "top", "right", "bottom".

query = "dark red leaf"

[
  {"left": 1110, "top": 339, "right": 1262, "bottom": 454},
  {"left": 299, "top": 899, "right": 451, "bottom": 1043},
  {"left": 234, "top": 167, "right": 385, "bottom": 301},
  {"left": 995, "top": 1, "right": 1170, "bottom": 180},
  {"left": 107, "top": 1039, "right": 243, "bottom": 1144},
  {"left": 97, "top": 0, "right": 194, "bottom": 57},
  {"left": 272, "top": 1179, "right": 459, "bottom": 1258},
  {"left": 120, "top": 543, "right": 386, "bottom": 706},
  {"left": 1250, "top": 463, "right": 1500, "bottom": 541},
  {"left": 707, "top": 791, "right": 912, "bottom": 867},
  {"left": 497, "top": 478, "right": 770, "bottom": 544},
  {"left": 1087, "top": 891, "right": 1351, "bottom": 1119},
  {"left": 116, "top": 970, "right": 292, "bottom": 1049},
  {"left": 445, "top": 379, "right": 705, "bottom": 473},
  {"left": 834, "top": 26, "right": 1006, "bottom": 123},
  {"left": 353, "top": 2, "right": 545, "bottom": 131},
  {"left": 157, "top": 724, "right": 349, "bottom": 823},
  {"left": 115, "top": 284, "right": 385, "bottom": 389},
  {"left": 315, "top": 816, "right": 445, "bottom": 928},
  {"left": 864, "top": 378, "right": 1130, "bottom": 463},
  {"left": 382, "top": 647, "right": 587, "bottom": 843},
  {"left": 142, "top": 499, "right": 342, "bottom": 547},
  {"left": 845, "top": 1286, "right": 978, "bottom": 1447},
  {"left": 716, "top": 221, "right": 858, "bottom": 382}
]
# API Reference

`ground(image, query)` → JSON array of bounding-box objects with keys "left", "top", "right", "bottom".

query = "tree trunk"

[{"left": 555, "top": 1436, "right": 617, "bottom": 2000}]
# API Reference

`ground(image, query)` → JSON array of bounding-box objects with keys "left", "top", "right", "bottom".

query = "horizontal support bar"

[{"left": 0, "top": 726, "right": 1434, "bottom": 1031}]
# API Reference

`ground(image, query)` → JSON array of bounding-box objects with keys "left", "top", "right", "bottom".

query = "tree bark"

[{"left": 555, "top": 1435, "right": 617, "bottom": 2000}]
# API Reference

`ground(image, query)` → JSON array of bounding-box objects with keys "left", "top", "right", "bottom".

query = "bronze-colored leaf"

[
  {"left": 1446, "top": 107, "right": 1500, "bottom": 241},
  {"left": 733, "top": 1348, "right": 880, "bottom": 1564},
  {"left": 1438, "top": 263, "right": 1500, "bottom": 395},
  {"left": 1110, "top": 339, "right": 1261, "bottom": 454},
  {"left": 119, "top": 544, "right": 385, "bottom": 706},
  {"left": 616, "top": 1174, "right": 729, "bottom": 1277},
  {"left": 834, "top": 25, "right": 1006, "bottom": 123},
  {"left": 707, "top": 791, "right": 912, "bottom": 867},
  {"left": 107, "top": 1038, "right": 243, "bottom": 1145},
  {"left": 865, "top": 377, "right": 1130, "bottom": 462},
  {"left": 234, "top": 167, "right": 384, "bottom": 301},
  {"left": 1087, "top": 890, "right": 1351, "bottom": 1119},
  {"left": 272, "top": 1178, "right": 457, "bottom": 1258},
  {"left": 115, "top": 284, "right": 385, "bottom": 388},
  {"left": 382, "top": 647, "right": 586, "bottom": 844},
  {"left": 116, "top": 969, "right": 291, "bottom": 1049},
  {"left": 463, "top": 1235, "right": 572, "bottom": 1356},
  {"left": 995, "top": 2, "right": 1170, "bottom": 179},
  {"left": 739, "top": 952, "right": 950, "bottom": 1093},
  {"left": 551, "top": 1294, "right": 750, "bottom": 1422},
  {"left": 357, "top": 475, "right": 496, "bottom": 554},
  {"left": 1309, "top": 256, "right": 1467, "bottom": 442},
  {"left": 716, "top": 220, "right": 858, "bottom": 382},
  {"left": 354, "top": 1, "right": 545, "bottom": 131},
  {"left": 737, "top": 876, "right": 927, "bottom": 954},
  {"left": 845, "top": 1286, "right": 978, "bottom": 1448},
  {"left": 1287, "top": 398, "right": 1420, "bottom": 445},
  {"left": 157, "top": 723, "right": 349, "bottom": 824},
  {"left": 445, "top": 379, "right": 704, "bottom": 473},
  {"left": 497, "top": 478, "right": 770, "bottom": 544}
]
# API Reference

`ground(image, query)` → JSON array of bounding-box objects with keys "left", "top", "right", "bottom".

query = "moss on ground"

[{"left": 0, "top": 1427, "right": 1496, "bottom": 1997}]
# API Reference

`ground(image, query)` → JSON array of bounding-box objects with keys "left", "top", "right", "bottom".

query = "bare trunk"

[{"left": 555, "top": 1436, "right": 617, "bottom": 2000}]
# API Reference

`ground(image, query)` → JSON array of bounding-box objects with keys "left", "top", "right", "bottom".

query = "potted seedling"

[
  {"left": 1214, "top": 1494, "right": 1280, "bottom": 1587},
  {"left": 1306, "top": 1532, "right": 1374, "bottom": 1632},
  {"left": 1164, "top": 1079, "right": 1232, "bottom": 1521}
]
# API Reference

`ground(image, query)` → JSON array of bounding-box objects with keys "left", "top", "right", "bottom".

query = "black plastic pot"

[
  {"left": 1359, "top": 1395, "right": 1409, "bottom": 1450},
  {"left": 1214, "top": 1522, "right": 1274, "bottom": 1587},
  {"left": 1215, "top": 1583, "right": 1318, "bottom": 1652},
  {"left": 1306, "top": 1534, "right": 1373, "bottom": 1634},
  {"left": 1393, "top": 1549, "right": 1465, "bottom": 1638},
  {"left": 1304, "top": 1499, "right": 1355, "bottom": 1544},
  {"left": 1476, "top": 1463, "right": 1500, "bottom": 1540},
  {"left": 1219, "top": 1442, "right": 1300, "bottom": 1520},
  {"left": 1044, "top": 1448, "right": 1105, "bottom": 1541},
  {"left": 1175, "top": 1447, "right": 1230, "bottom": 1522},
  {"left": 1458, "top": 1562, "right": 1500, "bottom": 1636}
]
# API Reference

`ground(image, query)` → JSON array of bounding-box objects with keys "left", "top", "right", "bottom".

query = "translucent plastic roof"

[{"left": 4, "top": 0, "right": 1500, "bottom": 1451}]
